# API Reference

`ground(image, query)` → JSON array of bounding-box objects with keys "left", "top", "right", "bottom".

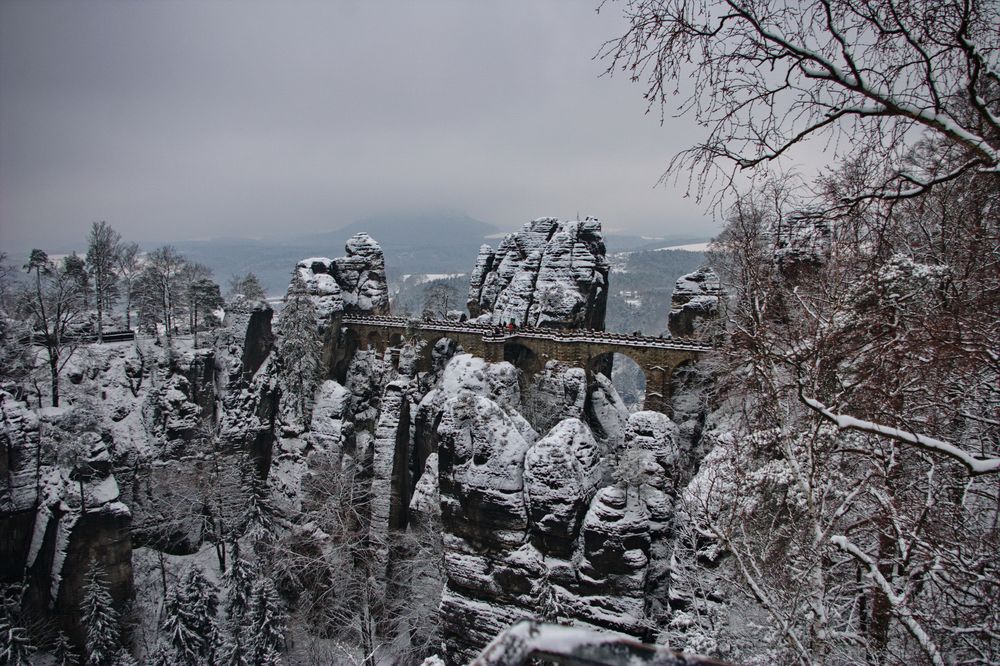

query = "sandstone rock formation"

[
  {"left": 667, "top": 267, "right": 722, "bottom": 338},
  {"left": 294, "top": 232, "right": 390, "bottom": 327},
  {"left": 468, "top": 217, "right": 609, "bottom": 329}
]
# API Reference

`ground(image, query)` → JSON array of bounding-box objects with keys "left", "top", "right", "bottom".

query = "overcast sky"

[{"left": 0, "top": 0, "right": 719, "bottom": 251}]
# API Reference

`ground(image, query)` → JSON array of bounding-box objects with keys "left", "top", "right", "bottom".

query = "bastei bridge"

[{"left": 330, "top": 314, "right": 712, "bottom": 414}]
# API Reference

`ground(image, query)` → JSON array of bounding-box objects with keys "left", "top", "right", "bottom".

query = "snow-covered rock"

[
  {"left": 309, "top": 380, "right": 350, "bottom": 452},
  {"left": 468, "top": 217, "right": 610, "bottom": 329},
  {"left": 293, "top": 232, "right": 390, "bottom": 327},
  {"left": 523, "top": 418, "right": 605, "bottom": 557},
  {"left": 667, "top": 267, "right": 722, "bottom": 338},
  {"left": 775, "top": 210, "right": 832, "bottom": 274},
  {"left": 438, "top": 392, "right": 532, "bottom": 548},
  {"left": 523, "top": 361, "right": 587, "bottom": 434}
]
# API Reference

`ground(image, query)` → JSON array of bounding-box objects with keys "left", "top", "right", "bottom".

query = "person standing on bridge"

[{"left": 507, "top": 320, "right": 516, "bottom": 334}]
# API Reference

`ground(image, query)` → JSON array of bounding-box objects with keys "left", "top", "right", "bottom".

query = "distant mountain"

[
  {"left": 163, "top": 216, "right": 711, "bottom": 299},
  {"left": 603, "top": 233, "right": 710, "bottom": 253},
  {"left": 171, "top": 212, "right": 501, "bottom": 296}
]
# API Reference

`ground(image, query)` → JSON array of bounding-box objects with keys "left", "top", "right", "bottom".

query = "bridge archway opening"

[
  {"left": 503, "top": 341, "right": 543, "bottom": 380},
  {"left": 420, "top": 336, "right": 462, "bottom": 374},
  {"left": 387, "top": 332, "right": 404, "bottom": 370},
  {"left": 366, "top": 330, "right": 382, "bottom": 351},
  {"left": 588, "top": 352, "right": 646, "bottom": 411},
  {"left": 332, "top": 327, "right": 361, "bottom": 383}
]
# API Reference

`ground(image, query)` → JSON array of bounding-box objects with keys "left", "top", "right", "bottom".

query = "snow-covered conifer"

[
  {"left": 240, "top": 475, "right": 277, "bottom": 556},
  {"left": 221, "top": 540, "right": 255, "bottom": 664},
  {"left": 531, "top": 570, "right": 561, "bottom": 624},
  {"left": 0, "top": 606, "right": 35, "bottom": 666},
  {"left": 52, "top": 630, "right": 80, "bottom": 666},
  {"left": 111, "top": 648, "right": 139, "bottom": 666},
  {"left": 160, "top": 567, "right": 220, "bottom": 665},
  {"left": 224, "top": 540, "right": 255, "bottom": 627},
  {"left": 248, "top": 578, "right": 286, "bottom": 664},
  {"left": 275, "top": 271, "right": 320, "bottom": 433},
  {"left": 81, "top": 566, "right": 120, "bottom": 666}
]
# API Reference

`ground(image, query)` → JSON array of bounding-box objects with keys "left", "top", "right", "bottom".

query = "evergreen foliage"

[
  {"left": 81, "top": 566, "right": 120, "bottom": 666},
  {"left": 248, "top": 578, "right": 286, "bottom": 664},
  {"left": 52, "top": 630, "right": 80, "bottom": 666},
  {"left": 240, "top": 474, "right": 277, "bottom": 556},
  {"left": 0, "top": 606, "right": 35, "bottom": 666},
  {"left": 531, "top": 570, "right": 561, "bottom": 624},
  {"left": 275, "top": 271, "right": 320, "bottom": 433},
  {"left": 160, "top": 567, "right": 220, "bottom": 666},
  {"left": 224, "top": 540, "right": 255, "bottom": 627}
]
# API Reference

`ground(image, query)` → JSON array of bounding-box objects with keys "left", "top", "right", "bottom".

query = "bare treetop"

[{"left": 601, "top": 0, "right": 1000, "bottom": 203}]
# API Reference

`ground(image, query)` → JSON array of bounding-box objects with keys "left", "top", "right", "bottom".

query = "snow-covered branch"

[
  {"left": 798, "top": 391, "right": 1000, "bottom": 476},
  {"left": 830, "top": 535, "right": 945, "bottom": 666}
]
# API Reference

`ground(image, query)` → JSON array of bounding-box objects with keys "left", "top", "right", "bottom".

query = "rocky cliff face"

[
  {"left": 295, "top": 232, "right": 390, "bottom": 326},
  {"left": 0, "top": 396, "right": 133, "bottom": 648},
  {"left": 468, "top": 217, "right": 609, "bottom": 329},
  {"left": 437, "top": 383, "right": 684, "bottom": 663},
  {"left": 667, "top": 267, "right": 722, "bottom": 338}
]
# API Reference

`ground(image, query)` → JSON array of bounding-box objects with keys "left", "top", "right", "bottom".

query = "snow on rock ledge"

[
  {"left": 667, "top": 267, "right": 722, "bottom": 338},
  {"left": 293, "top": 232, "right": 390, "bottom": 326},
  {"left": 468, "top": 217, "right": 609, "bottom": 329}
]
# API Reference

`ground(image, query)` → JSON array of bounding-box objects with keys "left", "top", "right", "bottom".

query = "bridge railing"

[{"left": 340, "top": 315, "right": 713, "bottom": 353}]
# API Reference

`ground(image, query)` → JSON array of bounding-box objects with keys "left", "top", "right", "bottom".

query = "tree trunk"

[
  {"left": 49, "top": 357, "right": 60, "bottom": 407},
  {"left": 96, "top": 272, "right": 104, "bottom": 343},
  {"left": 125, "top": 288, "right": 132, "bottom": 330}
]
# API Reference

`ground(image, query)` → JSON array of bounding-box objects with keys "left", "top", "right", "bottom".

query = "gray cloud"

[{"left": 0, "top": 0, "right": 717, "bottom": 252}]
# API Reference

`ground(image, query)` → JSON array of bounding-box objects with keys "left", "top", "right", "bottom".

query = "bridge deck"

[{"left": 340, "top": 315, "right": 712, "bottom": 353}]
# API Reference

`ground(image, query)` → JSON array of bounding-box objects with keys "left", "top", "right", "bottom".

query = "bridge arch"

[
  {"left": 331, "top": 326, "right": 362, "bottom": 382},
  {"left": 503, "top": 341, "right": 544, "bottom": 379},
  {"left": 366, "top": 330, "right": 383, "bottom": 352},
  {"left": 420, "top": 335, "right": 463, "bottom": 373},
  {"left": 587, "top": 351, "right": 646, "bottom": 410}
]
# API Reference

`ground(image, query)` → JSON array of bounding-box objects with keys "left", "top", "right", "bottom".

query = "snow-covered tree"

[
  {"left": 228, "top": 273, "right": 266, "bottom": 302},
  {"left": 239, "top": 474, "right": 277, "bottom": 557},
  {"left": 160, "top": 567, "right": 221, "bottom": 666},
  {"left": 275, "top": 271, "right": 320, "bottom": 434},
  {"left": 221, "top": 540, "right": 255, "bottom": 665},
  {"left": 248, "top": 578, "right": 285, "bottom": 665},
  {"left": 602, "top": 0, "right": 1000, "bottom": 205},
  {"left": 18, "top": 250, "right": 86, "bottom": 406},
  {"left": 531, "top": 569, "right": 561, "bottom": 625},
  {"left": 86, "top": 221, "right": 121, "bottom": 343},
  {"left": 0, "top": 605, "right": 35, "bottom": 666},
  {"left": 81, "top": 566, "right": 120, "bottom": 666},
  {"left": 115, "top": 241, "right": 141, "bottom": 330},
  {"left": 135, "top": 245, "right": 187, "bottom": 340},
  {"left": 52, "top": 630, "right": 80, "bottom": 666},
  {"left": 421, "top": 282, "right": 458, "bottom": 319}
]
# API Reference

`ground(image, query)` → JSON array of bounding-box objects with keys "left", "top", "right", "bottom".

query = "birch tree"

[
  {"left": 19, "top": 251, "right": 85, "bottom": 406},
  {"left": 86, "top": 221, "right": 121, "bottom": 342}
]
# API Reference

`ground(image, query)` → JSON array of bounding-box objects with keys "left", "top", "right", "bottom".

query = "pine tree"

[
  {"left": 248, "top": 578, "right": 285, "bottom": 665},
  {"left": 222, "top": 540, "right": 255, "bottom": 665},
  {"left": 160, "top": 567, "right": 220, "bottom": 666},
  {"left": 531, "top": 569, "right": 562, "bottom": 624},
  {"left": 276, "top": 271, "right": 320, "bottom": 433},
  {"left": 0, "top": 606, "right": 35, "bottom": 666},
  {"left": 111, "top": 648, "right": 138, "bottom": 666},
  {"left": 81, "top": 566, "right": 120, "bottom": 666},
  {"left": 240, "top": 475, "right": 277, "bottom": 558},
  {"left": 52, "top": 630, "right": 80, "bottom": 666}
]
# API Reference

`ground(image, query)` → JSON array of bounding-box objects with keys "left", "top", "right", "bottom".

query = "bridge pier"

[{"left": 642, "top": 366, "right": 672, "bottom": 416}]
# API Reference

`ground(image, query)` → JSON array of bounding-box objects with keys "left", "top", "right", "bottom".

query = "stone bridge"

[{"left": 328, "top": 314, "right": 711, "bottom": 414}]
